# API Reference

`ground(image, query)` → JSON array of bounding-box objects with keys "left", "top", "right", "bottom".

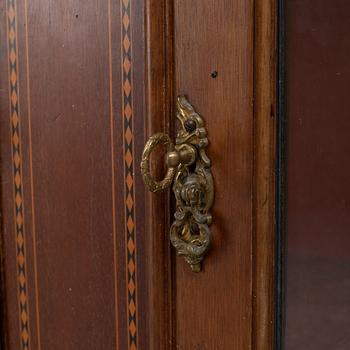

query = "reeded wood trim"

[
  {"left": 144, "top": 0, "right": 174, "bottom": 348},
  {"left": 253, "top": 0, "right": 277, "bottom": 349}
]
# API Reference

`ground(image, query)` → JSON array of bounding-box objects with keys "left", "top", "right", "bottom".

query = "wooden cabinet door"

[{"left": 0, "top": 0, "right": 276, "bottom": 349}]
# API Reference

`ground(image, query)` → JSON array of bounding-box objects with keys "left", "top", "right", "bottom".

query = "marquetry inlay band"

[
  {"left": 121, "top": 0, "right": 138, "bottom": 348},
  {"left": 6, "top": 0, "right": 31, "bottom": 349}
]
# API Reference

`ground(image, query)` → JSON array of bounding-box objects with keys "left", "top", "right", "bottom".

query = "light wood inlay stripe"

[
  {"left": 6, "top": 0, "right": 31, "bottom": 348},
  {"left": 120, "top": 0, "right": 139, "bottom": 349}
]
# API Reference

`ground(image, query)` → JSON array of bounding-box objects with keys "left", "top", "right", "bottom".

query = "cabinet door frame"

[{"left": 145, "top": 0, "right": 278, "bottom": 348}]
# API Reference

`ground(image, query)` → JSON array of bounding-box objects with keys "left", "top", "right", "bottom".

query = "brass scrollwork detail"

[{"left": 140, "top": 95, "right": 214, "bottom": 272}]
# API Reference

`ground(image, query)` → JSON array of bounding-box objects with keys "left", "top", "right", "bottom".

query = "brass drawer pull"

[{"left": 141, "top": 95, "right": 214, "bottom": 272}]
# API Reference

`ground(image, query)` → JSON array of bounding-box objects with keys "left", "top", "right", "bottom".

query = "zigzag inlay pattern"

[
  {"left": 7, "top": 0, "right": 30, "bottom": 349},
  {"left": 121, "top": 0, "right": 138, "bottom": 349}
]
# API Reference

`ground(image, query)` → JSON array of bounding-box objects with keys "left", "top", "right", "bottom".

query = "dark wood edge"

[
  {"left": 0, "top": 168, "right": 7, "bottom": 349},
  {"left": 253, "top": 0, "right": 277, "bottom": 349},
  {"left": 0, "top": 142, "right": 7, "bottom": 350},
  {"left": 0, "top": 214, "right": 6, "bottom": 350},
  {"left": 275, "top": 0, "right": 287, "bottom": 348},
  {"left": 144, "top": 0, "right": 175, "bottom": 348}
]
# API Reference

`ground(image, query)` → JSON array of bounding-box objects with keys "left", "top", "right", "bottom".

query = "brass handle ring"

[{"left": 140, "top": 132, "right": 176, "bottom": 193}]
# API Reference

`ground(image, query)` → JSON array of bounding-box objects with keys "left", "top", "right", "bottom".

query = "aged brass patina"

[{"left": 140, "top": 95, "right": 214, "bottom": 272}]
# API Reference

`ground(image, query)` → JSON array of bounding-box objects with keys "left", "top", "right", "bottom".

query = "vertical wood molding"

[
  {"left": 253, "top": 0, "right": 277, "bottom": 349},
  {"left": 144, "top": 0, "right": 174, "bottom": 348}
]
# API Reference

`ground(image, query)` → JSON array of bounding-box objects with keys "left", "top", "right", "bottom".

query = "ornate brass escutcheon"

[{"left": 140, "top": 95, "right": 214, "bottom": 272}]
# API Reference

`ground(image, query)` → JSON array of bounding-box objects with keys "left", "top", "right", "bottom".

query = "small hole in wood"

[{"left": 211, "top": 70, "right": 218, "bottom": 78}]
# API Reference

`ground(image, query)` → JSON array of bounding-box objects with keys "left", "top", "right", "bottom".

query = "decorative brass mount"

[{"left": 140, "top": 95, "right": 214, "bottom": 272}]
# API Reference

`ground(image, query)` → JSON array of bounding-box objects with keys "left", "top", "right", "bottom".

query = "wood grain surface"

[
  {"left": 173, "top": 1, "right": 277, "bottom": 349},
  {"left": 174, "top": 0, "right": 254, "bottom": 348},
  {"left": 253, "top": 1, "right": 277, "bottom": 349}
]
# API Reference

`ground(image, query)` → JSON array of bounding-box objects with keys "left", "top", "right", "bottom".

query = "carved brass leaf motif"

[{"left": 140, "top": 95, "right": 214, "bottom": 272}]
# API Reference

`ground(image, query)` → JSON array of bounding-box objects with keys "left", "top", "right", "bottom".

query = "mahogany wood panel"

[
  {"left": 0, "top": 0, "right": 149, "bottom": 349},
  {"left": 174, "top": 0, "right": 254, "bottom": 348}
]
